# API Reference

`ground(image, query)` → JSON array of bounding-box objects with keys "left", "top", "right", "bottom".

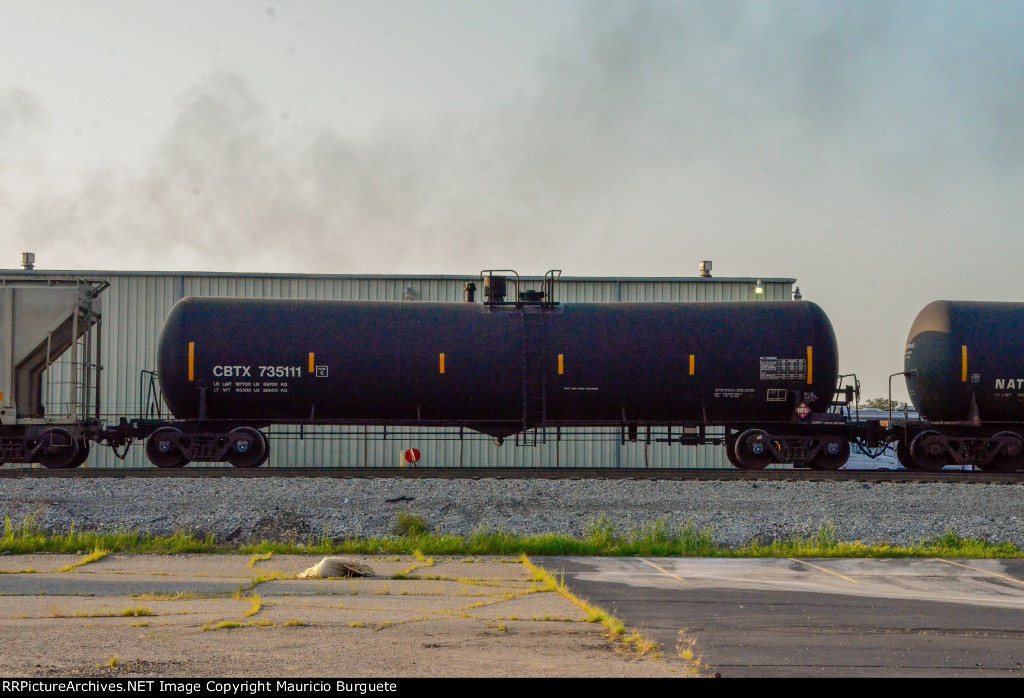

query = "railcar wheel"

[
  {"left": 65, "top": 440, "right": 90, "bottom": 469},
  {"left": 909, "top": 430, "right": 948, "bottom": 472},
  {"left": 36, "top": 428, "right": 80, "bottom": 469},
  {"left": 227, "top": 427, "right": 268, "bottom": 468},
  {"left": 895, "top": 440, "right": 913, "bottom": 469},
  {"left": 733, "top": 429, "right": 774, "bottom": 470},
  {"left": 253, "top": 431, "right": 271, "bottom": 468},
  {"left": 724, "top": 436, "right": 744, "bottom": 469},
  {"left": 807, "top": 437, "right": 850, "bottom": 470},
  {"left": 991, "top": 431, "right": 1024, "bottom": 473},
  {"left": 146, "top": 427, "right": 190, "bottom": 468}
]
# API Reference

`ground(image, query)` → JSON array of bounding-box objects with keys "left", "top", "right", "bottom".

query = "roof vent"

[
  {"left": 699, "top": 260, "right": 712, "bottom": 278},
  {"left": 21, "top": 252, "right": 35, "bottom": 271}
]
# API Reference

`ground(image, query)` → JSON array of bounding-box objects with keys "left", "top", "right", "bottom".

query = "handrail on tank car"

[
  {"left": 889, "top": 370, "right": 917, "bottom": 424},
  {"left": 138, "top": 370, "right": 164, "bottom": 420},
  {"left": 834, "top": 373, "right": 860, "bottom": 420},
  {"left": 480, "top": 269, "right": 519, "bottom": 306},
  {"left": 543, "top": 269, "right": 561, "bottom": 305},
  {"left": 480, "top": 269, "right": 561, "bottom": 309}
]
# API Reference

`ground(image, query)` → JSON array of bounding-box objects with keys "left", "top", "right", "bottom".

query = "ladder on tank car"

[
  {"left": 479, "top": 269, "right": 561, "bottom": 447},
  {"left": 520, "top": 311, "right": 547, "bottom": 445}
]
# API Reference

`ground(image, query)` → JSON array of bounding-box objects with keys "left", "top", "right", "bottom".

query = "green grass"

[
  {"left": 522, "top": 556, "right": 652, "bottom": 654},
  {"left": 2, "top": 515, "right": 1021, "bottom": 559},
  {"left": 58, "top": 545, "right": 110, "bottom": 572},
  {"left": 248, "top": 552, "right": 273, "bottom": 569},
  {"left": 120, "top": 606, "right": 154, "bottom": 617},
  {"left": 2, "top": 516, "right": 221, "bottom": 555},
  {"left": 202, "top": 620, "right": 242, "bottom": 631},
  {"left": 48, "top": 605, "right": 155, "bottom": 619},
  {"left": 393, "top": 549, "right": 435, "bottom": 578},
  {"left": 242, "top": 594, "right": 262, "bottom": 618}
]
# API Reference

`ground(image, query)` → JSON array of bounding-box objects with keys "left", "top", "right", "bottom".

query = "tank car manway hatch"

[{"left": 0, "top": 277, "right": 107, "bottom": 468}]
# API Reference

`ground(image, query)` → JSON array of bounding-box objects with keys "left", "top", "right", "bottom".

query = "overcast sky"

[{"left": 2, "top": 0, "right": 1023, "bottom": 400}]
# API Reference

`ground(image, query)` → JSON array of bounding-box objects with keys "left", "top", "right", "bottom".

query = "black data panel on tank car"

[{"left": 905, "top": 301, "right": 1024, "bottom": 422}]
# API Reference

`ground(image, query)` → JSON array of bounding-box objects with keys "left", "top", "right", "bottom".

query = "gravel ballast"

[{"left": 2, "top": 478, "right": 1023, "bottom": 547}]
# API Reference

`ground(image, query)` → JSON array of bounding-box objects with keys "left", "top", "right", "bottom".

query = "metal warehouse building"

[{"left": 1, "top": 264, "right": 796, "bottom": 470}]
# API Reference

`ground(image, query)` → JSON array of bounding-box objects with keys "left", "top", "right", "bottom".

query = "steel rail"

[{"left": 0, "top": 467, "right": 1019, "bottom": 483}]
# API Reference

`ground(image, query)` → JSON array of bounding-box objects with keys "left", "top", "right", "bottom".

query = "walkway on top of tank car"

[{"left": 0, "top": 466, "right": 1019, "bottom": 483}]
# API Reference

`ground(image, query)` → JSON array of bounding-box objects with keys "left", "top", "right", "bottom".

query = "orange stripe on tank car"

[
  {"left": 309, "top": 353, "right": 315, "bottom": 374},
  {"left": 188, "top": 342, "right": 195, "bottom": 382},
  {"left": 440, "top": 353, "right": 446, "bottom": 374},
  {"left": 962, "top": 345, "right": 968, "bottom": 382},
  {"left": 558, "top": 354, "right": 564, "bottom": 375},
  {"left": 806, "top": 346, "right": 813, "bottom": 384},
  {"left": 689, "top": 354, "right": 695, "bottom": 376}
]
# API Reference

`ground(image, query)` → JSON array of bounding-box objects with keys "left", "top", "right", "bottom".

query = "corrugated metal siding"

[{"left": 7, "top": 271, "right": 794, "bottom": 469}]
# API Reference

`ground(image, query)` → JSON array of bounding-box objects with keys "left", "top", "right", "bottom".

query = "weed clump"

[
  {"left": 120, "top": 607, "right": 154, "bottom": 617},
  {"left": 393, "top": 512, "right": 428, "bottom": 537},
  {"left": 59, "top": 545, "right": 110, "bottom": 572}
]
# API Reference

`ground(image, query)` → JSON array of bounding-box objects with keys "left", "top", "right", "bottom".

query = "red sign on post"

[{"left": 403, "top": 448, "right": 421, "bottom": 464}]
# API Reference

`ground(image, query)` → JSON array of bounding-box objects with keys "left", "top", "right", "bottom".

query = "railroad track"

[{"left": 0, "top": 467, "right": 1021, "bottom": 483}]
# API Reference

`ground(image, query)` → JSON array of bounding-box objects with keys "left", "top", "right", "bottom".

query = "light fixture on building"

[
  {"left": 793, "top": 286, "right": 802, "bottom": 301},
  {"left": 403, "top": 286, "right": 416, "bottom": 301},
  {"left": 755, "top": 279, "right": 764, "bottom": 296}
]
